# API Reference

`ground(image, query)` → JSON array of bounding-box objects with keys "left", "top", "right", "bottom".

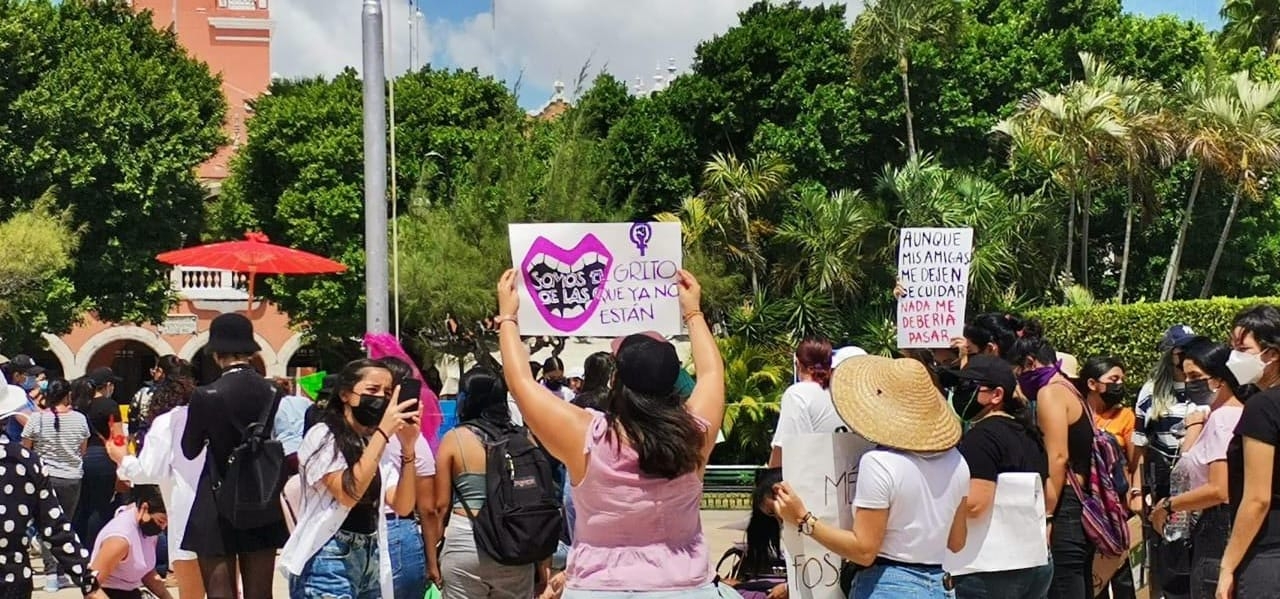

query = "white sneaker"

[{"left": 43, "top": 574, "right": 60, "bottom": 593}]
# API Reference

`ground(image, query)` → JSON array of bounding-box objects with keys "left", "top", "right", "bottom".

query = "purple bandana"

[{"left": 1016, "top": 360, "right": 1062, "bottom": 401}]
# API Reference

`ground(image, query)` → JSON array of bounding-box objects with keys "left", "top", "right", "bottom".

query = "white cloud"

[{"left": 270, "top": 0, "right": 858, "bottom": 104}]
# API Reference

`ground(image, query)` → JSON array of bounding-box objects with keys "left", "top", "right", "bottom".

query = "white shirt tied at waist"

[
  {"left": 943, "top": 472, "right": 1049, "bottom": 575},
  {"left": 279, "top": 424, "right": 398, "bottom": 599}
]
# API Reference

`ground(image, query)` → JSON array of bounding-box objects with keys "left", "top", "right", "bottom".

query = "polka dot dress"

[{"left": 0, "top": 440, "right": 99, "bottom": 599}]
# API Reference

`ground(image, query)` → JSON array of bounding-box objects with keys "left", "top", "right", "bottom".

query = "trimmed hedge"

[{"left": 1029, "top": 298, "right": 1280, "bottom": 388}]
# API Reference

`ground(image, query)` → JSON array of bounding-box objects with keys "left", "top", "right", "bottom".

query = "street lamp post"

[{"left": 362, "top": 0, "right": 390, "bottom": 336}]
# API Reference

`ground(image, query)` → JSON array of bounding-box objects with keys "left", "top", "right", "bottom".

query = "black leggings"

[
  {"left": 1049, "top": 491, "right": 1095, "bottom": 599},
  {"left": 198, "top": 550, "right": 277, "bottom": 599}
]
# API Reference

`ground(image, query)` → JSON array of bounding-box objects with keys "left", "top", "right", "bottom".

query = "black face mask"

[
  {"left": 953, "top": 384, "right": 987, "bottom": 421},
  {"left": 545, "top": 379, "right": 564, "bottom": 392},
  {"left": 1100, "top": 382, "right": 1127, "bottom": 407},
  {"left": 139, "top": 517, "right": 164, "bottom": 538},
  {"left": 351, "top": 394, "right": 388, "bottom": 428},
  {"left": 1185, "top": 379, "right": 1216, "bottom": 406}
]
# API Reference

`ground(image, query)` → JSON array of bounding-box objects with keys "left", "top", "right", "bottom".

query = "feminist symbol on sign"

[{"left": 629, "top": 222, "right": 652, "bottom": 257}]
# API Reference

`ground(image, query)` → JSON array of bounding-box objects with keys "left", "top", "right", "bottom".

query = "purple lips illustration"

[{"left": 520, "top": 234, "right": 614, "bottom": 332}]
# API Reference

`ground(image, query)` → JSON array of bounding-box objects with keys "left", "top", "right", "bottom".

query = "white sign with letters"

[{"left": 781, "top": 433, "right": 866, "bottom": 599}]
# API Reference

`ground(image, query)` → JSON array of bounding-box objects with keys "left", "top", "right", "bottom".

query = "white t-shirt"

[
  {"left": 770, "top": 381, "right": 848, "bottom": 448},
  {"left": 853, "top": 448, "right": 970, "bottom": 565}
]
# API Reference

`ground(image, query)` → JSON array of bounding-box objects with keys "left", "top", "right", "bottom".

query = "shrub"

[{"left": 1030, "top": 298, "right": 1280, "bottom": 385}]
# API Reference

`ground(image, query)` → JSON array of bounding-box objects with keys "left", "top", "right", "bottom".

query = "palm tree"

[
  {"left": 878, "top": 156, "right": 1050, "bottom": 309},
  {"left": 993, "top": 57, "right": 1128, "bottom": 290},
  {"left": 1221, "top": 0, "right": 1280, "bottom": 56},
  {"left": 717, "top": 337, "right": 788, "bottom": 464},
  {"left": 698, "top": 153, "right": 791, "bottom": 296},
  {"left": 851, "top": 0, "right": 962, "bottom": 160},
  {"left": 772, "top": 186, "right": 882, "bottom": 302},
  {"left": 1199, "top": 72, "right": 1280, "bottom": 297},
  {"left": 1086, "top": 58, "right": 1176, "bottom": 302}
]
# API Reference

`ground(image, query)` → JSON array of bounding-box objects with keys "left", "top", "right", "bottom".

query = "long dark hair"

[
  {"left": 457, "top": 367, "right": 510, "bottom": 427},
  {"left": 1182, "top": 338, "right": 1248, "bottom": 400},
  {"left": 44, "top": 378, "right": 71, "bottom": 432},
  {"left": 1076, "top": 356, "right": 1125, "bottom": 398},
  {"left": 71, "top": 377, "right": 98, "bottom": 414},
  {"left": 321, "top": 359, "right": 392, "bottom": 500},
  {"left": 967, "top": 313, "right": 1029, "bottom": 358},
  {"left": 602, "top": 376, "right": 703, "bottom": 480},
  {"left": 146, "top": 358, "right": 195, "bottom": 425},
  {"left": 1002, "top": 319, "right": 1056, "bottom": 367},
  {"left": 744, "top": 467, "right": 784, "bottom": 577},
  {"left": 572, "top": 352, "right": 614, "bottom": 411},
  {"left": 381, "top": 357, "right": 414, "bottom": 387}
]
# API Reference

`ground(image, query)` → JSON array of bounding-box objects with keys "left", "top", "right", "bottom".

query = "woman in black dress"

[{"left": 180, "top": 313, "right": 288, "bottom": 599}]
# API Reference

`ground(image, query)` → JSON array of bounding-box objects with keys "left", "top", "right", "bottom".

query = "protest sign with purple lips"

[{"left": 509, "top": 222, "right": 682, "bottom": 337}]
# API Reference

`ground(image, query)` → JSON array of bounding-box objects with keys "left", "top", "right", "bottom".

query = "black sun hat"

[{"left": 207, "top": 313, "right": 261, "bottom": 355}]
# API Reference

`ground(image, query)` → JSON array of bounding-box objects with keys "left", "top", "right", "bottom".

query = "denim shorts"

[
  {"left": 562, "top": 582, "right": 734, "bottom": 598},
  {"left": 290, "top": 529, "right": 381, "bottom": 599},
  {"left": 852, "top": 563, "right": 955, "bottom": 599}
]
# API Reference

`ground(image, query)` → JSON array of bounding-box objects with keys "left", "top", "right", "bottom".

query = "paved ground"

[{"left": 35, "top": 510, "right": 751, "bottom": 598}]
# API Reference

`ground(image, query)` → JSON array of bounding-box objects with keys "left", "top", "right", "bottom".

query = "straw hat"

[{"left": 831, "top": 355, "right": 961, "bottom": 453}]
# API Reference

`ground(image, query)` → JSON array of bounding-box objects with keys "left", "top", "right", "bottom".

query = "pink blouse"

[{"left": 566, "top": 410, "right": 711, "bottom": 591}]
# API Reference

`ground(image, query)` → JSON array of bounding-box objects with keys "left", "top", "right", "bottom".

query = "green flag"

[{"left": 298, "top": 371, "right": 327, "bottom": 401}]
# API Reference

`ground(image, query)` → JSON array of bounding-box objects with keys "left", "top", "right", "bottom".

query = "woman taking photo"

[
  {"left": 943, "top": 355, "right": 1051, "bottom": 598},
  {"left": 772, "top": 355, "right": 969, "bottom": 598},
  {"left": 769, "top": 338, "right": 853, "bottom": 468},
  {"left": 1138, "top": 339, "right": 1241, "bottom": 599},
  {"left": 104, "top": 358, "right": 205, "bottom": 599},
  {"left": 21, "top": 378, "right": 90, "bottom": 593},
  {"left": 433, "top": 366, "right": 537, "bottom": 597},
  {"left": 495, "top": 268, "right": 726, "bottom": 597},
  {"left": 1003, "top": 322, "right": 1095, "bottom": 599},
  {"left": 280, "top": 358, "right": 420, "bottom": 599},
  {"left": 1218, "top": 306, "right": 1280, "bottom": 598}
]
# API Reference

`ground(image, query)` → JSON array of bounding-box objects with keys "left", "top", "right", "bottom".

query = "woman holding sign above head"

[
  {"left": 770, "top": 355, "right": 970, "bottom": 599},
  {"left": 495, "top": 268, "right": 731, "bottom": 598}
]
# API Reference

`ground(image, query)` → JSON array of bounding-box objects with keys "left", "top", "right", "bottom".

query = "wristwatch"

[{"left": 799, "top": 512, "right": 818, "bottom": 536}]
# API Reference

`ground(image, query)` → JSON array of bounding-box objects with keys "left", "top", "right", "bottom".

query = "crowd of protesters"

[{"left": 2, "top": 270, "right": 1280, "bottom": 599}]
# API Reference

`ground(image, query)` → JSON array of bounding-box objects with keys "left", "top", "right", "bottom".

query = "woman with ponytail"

[
  {"left": 769, "top": 338, "right": 862, "bottom": 468},
  {"left": 22, "top": 378, "right": 91, "bottom": 593}
]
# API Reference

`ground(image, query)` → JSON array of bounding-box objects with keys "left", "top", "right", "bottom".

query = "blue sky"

[{"left": 271, "top": 0, "right": 1227, "bottom": 111}]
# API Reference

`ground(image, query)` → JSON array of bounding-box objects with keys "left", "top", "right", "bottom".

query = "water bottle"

[{"left": 1163, "top": 466, "right": 1192, "bottom": 542}]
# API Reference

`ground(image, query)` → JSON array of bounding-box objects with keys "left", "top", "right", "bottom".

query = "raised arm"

[
  {"left": 319, "top": 395, "right": 416, "bottom": 508},
  {"left": 112, "top": 413, "right": 174, "bottom": 483},
  {"left": 496, "top": 269, "right": 593, "bottom": 480},
  {"left": 676, "top": 270, "right": 725, "bottom": 461}
]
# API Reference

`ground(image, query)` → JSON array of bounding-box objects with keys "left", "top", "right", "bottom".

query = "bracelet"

[
  {"left": 682, "top": 310, "right": 704, "bottom": 324},
  {"left": 1045, "top": 514, "right": 1055, "bottom": 523},
  {"left": 494, "top": 314, "right": 518, "bottom": 327},
  {"left": 401, "top": 454, "right": 416, "bottom": 465},
  {"left": 375, "top": 428, "right": 391, "bottom": 443}
]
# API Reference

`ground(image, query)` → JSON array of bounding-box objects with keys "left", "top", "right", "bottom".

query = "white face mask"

[{"left": 1227, "top": 350, "right": 1268, "bottom": 386}]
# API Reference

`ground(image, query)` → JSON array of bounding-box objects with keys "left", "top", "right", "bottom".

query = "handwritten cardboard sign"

[
  {"left": 509, "top": 222, "right": 682, "bottom": 337},
  {"left": 896, "top": 227, "right": 974, "bottom": 349},
  {"left": 781, "top": 433, "right": 866, "bottom": 599}
]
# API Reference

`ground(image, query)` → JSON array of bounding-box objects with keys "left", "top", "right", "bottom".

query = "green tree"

[
  {"left": 0, "top": 191, "right": 83, "bottom": 348},
  {"left": 772, "top": 185, "right": 882, "bottom": 302},
  {"left": 1222, "top": 0, "right": 1280, "bottom": 56},
  {"left": 0, "top": 0, "right": 225, "bottom": 326},
  {"left": 850, "top": 0, "right": 962, "bottom": 160},
  {"left": 716, "top": 336, "right": 787, "bottom": 465},
  {"left": 697, "top": 153, "right": 791, "bottom": 296}
]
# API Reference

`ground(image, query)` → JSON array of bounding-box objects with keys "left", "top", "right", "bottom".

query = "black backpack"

[
  {"left": 455, "top": 420, "right": 564, "bottom": 566},
  {"left": 210, "top": 385, "right": 287, "bottom": 530}
]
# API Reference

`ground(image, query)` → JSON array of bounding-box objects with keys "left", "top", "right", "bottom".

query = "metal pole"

[{"left": 362, "top": 0, "right": 390, "bottom": 336}]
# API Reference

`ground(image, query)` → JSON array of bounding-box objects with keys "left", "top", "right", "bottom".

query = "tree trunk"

[
  {"left": 1080, "top": 187, "right": 1092, "bottom": 290},
  {"left": 1117, "top": 175, "right": 1135, "bottom": 303},
  {"left": 1162, "top": 166, "right": 1204, "bottom": 301},
  {"left": 898, "top": 53, "right": 917, "bottom": 161},
  {"left": 1201, "top": 184, "right": 1244, "bottom": 299},
  {"left": 1065, "top": 190, "right": 1076, "bottom": 281}
]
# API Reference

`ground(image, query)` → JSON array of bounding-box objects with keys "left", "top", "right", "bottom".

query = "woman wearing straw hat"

[{"left": 771, "top": 355, "right": 970, "bottom": 598}]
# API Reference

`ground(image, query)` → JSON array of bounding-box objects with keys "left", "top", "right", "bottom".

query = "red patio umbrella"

[{"left": 157, "top": 232, "right": 346, "bottom": 309}]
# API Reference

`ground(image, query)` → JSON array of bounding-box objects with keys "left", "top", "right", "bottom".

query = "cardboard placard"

[
  {"left": 509, "top": 223, "right": 682, "bottom": 337},
  {"left": 897, "top": 227, "right": 974, "bottom": 349},
  {"left": 781, "top": 433, "right": 868, "bottom": 599}
]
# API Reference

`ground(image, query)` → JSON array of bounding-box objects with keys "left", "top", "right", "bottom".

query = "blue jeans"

[
  {"left": 290, "top": 529, "right": 380, "bottom": 599},
  {"left": 386, "top": 518, "right": 426, "bottom": 599},
  {"left": 851, "top": 563, "right": 954, "bottom": 599},
  {"left": 953, "top": 561, "right": 1053, "bottom": 599}
]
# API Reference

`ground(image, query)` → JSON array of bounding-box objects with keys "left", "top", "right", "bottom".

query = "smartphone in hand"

[{"left": 400, "top": 379, "right": 422, "bottom": 421}]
